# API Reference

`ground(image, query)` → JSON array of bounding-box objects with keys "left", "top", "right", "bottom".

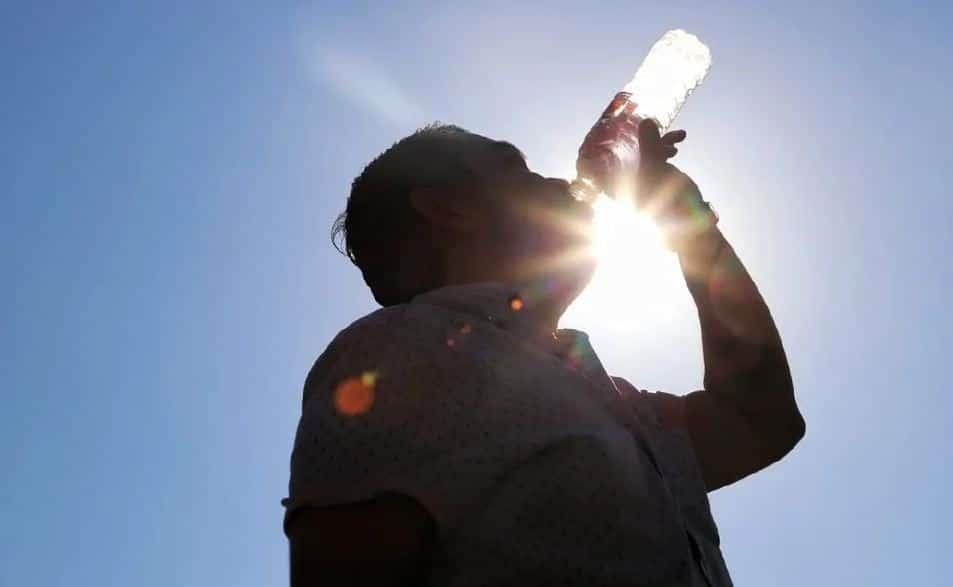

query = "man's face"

[{"left": 465, "top": 136, "right": 597, "bottom": 306}]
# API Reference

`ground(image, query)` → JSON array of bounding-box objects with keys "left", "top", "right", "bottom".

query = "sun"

[
  {"left": 589, "top": 195, "right": 664, "bottom": 270},
  {"left": 564, "top": 194, "right": 687, "bottom": 329}
]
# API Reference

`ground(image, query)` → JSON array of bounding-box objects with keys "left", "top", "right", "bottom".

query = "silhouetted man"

[{"left": 283, "top": 120, "right": 805, "bottom": 585}]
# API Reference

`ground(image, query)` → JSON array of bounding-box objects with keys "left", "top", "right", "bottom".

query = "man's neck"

[{"left": 414, "top": 280, "right": 564, "bottom": 338}]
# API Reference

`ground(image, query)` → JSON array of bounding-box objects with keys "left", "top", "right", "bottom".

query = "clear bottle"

[{"left": 571, "top": 29, "right": 712, "bottom": 203}]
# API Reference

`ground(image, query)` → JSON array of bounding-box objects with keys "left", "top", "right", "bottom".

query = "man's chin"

[
  {"left": 558, "top": 257, "right": 598, "bottom": 306},
  {"left": 520, "top": 256, "right": 597, "bottom": 316}
]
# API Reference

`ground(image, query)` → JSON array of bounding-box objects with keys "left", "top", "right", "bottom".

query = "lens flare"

[{"left": 334, "top": 371, "right": 377, "bottom": 416}]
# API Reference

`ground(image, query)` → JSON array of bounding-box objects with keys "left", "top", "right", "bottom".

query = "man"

[{"left": 283, "top": 119, "right": 805, "bottom": 586}]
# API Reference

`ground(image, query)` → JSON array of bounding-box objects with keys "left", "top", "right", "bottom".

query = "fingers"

[
  {"left": 645, "top": 139, "right": 679, "bottom": 161},
  {"left": 637, "top": 118, "right": 661, "bottom": 145},
  {"left": 638, "top": 120, "right": 687, "bottom": 144},
  {"left": 658, "top": 129, "right": 686, "bottom": 161},
  {"left": 638, "top": 119, "right": 687, "bottom": 163},
  {"left": 638, "top": 119, "right": 667, "bottom": 164},
  {"left": 662, "top": 129, "right": 686, "bottom": 145}
]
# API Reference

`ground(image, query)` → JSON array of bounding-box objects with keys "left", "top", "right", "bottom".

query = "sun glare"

[
  {"left": 566, "top": 194, "right": 687, "bottom": 329},
  {"left": 590, "top": 195, "right": 664, "bottom": 268}
]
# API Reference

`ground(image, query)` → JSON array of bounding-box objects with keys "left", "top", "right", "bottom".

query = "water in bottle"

[{"left": 571, "top": 29, "right": 712, "bottom": 204}]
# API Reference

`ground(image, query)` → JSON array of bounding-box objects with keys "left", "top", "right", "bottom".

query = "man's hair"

[{"left": 332, "top": 123, "right": 481, "bottom": 306}]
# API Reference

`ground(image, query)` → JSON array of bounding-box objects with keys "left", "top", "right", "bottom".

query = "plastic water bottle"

[{"left": 571, "top": 29, "right": 712, "bottom": 203}]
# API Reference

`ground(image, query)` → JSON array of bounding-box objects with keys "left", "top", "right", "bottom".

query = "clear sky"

[{"left": 3, "top": 1, "right": 952, "bottom": 585}]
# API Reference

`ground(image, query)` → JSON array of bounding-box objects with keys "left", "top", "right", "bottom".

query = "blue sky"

[{"left": 3, "top": 1, "right": 951, "bottom": 585}]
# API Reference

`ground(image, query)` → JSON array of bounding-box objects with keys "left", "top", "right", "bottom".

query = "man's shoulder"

[
  {"left": 327, "top": 302, "right": 453, "bottom": 351},
  {"left": 611, "top": 376, "right": 687, "bottom": 432},
  {"left": 333, "top": 304, "right": 411, "bottom": 344},
  {"left": 303, "top": 303, "right": 458, "bottom": 394}
]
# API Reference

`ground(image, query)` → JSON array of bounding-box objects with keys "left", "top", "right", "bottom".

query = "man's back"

[{"left": 284, "top": 283, "right": 731, "bottom": 585}]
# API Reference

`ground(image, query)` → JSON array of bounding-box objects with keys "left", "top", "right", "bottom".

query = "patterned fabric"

[{"left": 284, "top": 283, "right": 732, "bottom": 586}]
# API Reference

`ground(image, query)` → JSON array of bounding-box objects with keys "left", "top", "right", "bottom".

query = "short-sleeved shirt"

[{"left": 284, "top": 283, "right": 733, "bottom": 586}]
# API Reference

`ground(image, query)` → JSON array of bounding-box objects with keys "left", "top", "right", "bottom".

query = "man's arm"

[
  {"left": 634, "top": 120, "right": 805, "bottom": 490},
  {"left": 676, "top": 226, "right": 805, "bottom": 490}
]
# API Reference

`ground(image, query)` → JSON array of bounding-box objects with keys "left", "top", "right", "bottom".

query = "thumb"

[{"left": 637, "top": 118, "right": 661, "bottom": 146}]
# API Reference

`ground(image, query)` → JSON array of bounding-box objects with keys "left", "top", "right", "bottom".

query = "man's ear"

[{"left": 409, "top": 187, "right": 482, "bottom": 234}]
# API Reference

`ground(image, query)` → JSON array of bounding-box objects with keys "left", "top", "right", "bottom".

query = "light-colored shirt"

[{"left": 284, "top": 283, "right": 733, "bottom": 586}]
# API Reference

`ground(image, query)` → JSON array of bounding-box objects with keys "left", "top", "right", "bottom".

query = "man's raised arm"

[
  {"left": 675, "top": 224, "right": 805, "bottom": 491},
  {"left": 632, "top": 121, "right": 805, "bottom": 491}
]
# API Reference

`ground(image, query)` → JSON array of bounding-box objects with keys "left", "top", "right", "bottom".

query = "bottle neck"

[{"left": 568, "top": 177, "right": 599, "bottom": 205}]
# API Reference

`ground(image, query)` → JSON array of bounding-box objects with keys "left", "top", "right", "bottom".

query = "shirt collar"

[
  {"left": 412, "top": 283, "right": 616, "bottom": 397},
  {"left": 412, "top": 282, "right": 555, "bottom": 342}
]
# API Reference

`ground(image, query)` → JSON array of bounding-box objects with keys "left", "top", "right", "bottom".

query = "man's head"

[{"left": 334, "top": 123, "right": 596, "bottom": 319}]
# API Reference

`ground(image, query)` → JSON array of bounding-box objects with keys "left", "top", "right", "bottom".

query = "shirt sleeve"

[
  {"left": 612, "top": 376, "right": 768, "bottom": 492},
  {"left": 283, "top": 306, "right": 498, "bottom": 536}
]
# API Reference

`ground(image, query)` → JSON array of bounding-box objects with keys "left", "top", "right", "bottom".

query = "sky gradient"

[{"left": 4, "top": 2, "right": 952, "bottom": 585}]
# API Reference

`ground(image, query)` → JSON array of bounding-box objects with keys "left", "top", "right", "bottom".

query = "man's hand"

[
  {"left": 637, "top": 118, "right": 686, "bottom": 168},
  {"left": 634, "top": 119, "right": 717, "bottom": 251}
]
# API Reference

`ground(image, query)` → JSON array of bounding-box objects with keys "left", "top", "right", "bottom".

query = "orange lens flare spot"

[
  {"left": 509, "top": 296, "right": 524, "bottom": 311},
  {"left": 334, "top": 372, "right": 376, "bottom": 416}
]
